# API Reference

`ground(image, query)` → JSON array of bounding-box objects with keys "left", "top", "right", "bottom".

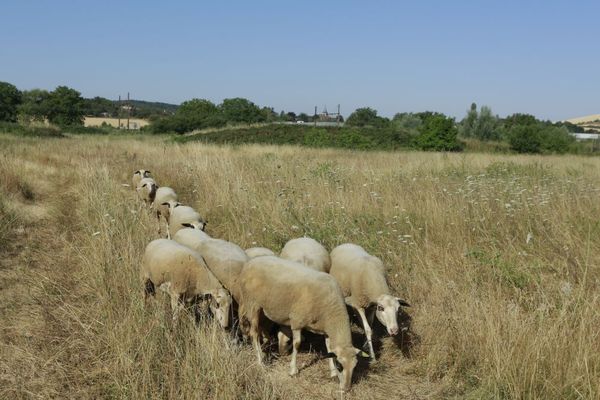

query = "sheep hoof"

[{"left": 289, "top": 368, "right": 298, "bottom": 376}]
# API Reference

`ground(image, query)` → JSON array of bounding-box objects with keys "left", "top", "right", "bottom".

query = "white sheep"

[
  {"left": 280, "top": 237, "right": 331, "bottom": 272},
  {"left": 239, "top": 256, "right": 366, "bottom": 392},
  {"left": 172, "top": 227, "right": 211, "bottom": 247},
  {"left": 244, "top": 247, "right": 275, "bottom": 259},
  {"left": 153, "top": 186, "right": 178, "bottom": 238},
  {"left": 132, "top": 169, "right": 151, "bottom": 189},
  {"left": 141, "top": 239, "right": 232, "bottom": 328},
  {"left": 168, "top": 204, "right": 207, "bottom": 238},
  {"left": 136, "top": 177, "right": 157, "bottom": 206},
  {"left": 329, "top": 243, "right": 410, "bottom": 361},
  {"left": 173, "top": 235, "right": 248, "bottom": 303}
]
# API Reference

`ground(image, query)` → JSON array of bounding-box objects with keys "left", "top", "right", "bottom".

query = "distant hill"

[
  {"left": 128, "top": 100, "right": 178, "bottom": 114},
  {"left": 565, "top": 114, "right": 600, "bottom": 133}
]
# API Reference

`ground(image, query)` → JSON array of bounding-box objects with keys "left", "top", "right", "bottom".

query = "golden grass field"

[{"left": 1, "top": 133, "right": 599, "bottom": 399}]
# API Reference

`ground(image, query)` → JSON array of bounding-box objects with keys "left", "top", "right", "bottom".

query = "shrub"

[{"left": 415, "top": 113, "right": 463, "bottom": 151}]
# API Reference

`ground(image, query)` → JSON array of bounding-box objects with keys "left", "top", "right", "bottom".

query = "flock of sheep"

[{"left": 133, "top": 169, "right": 411, "bottom": 392}]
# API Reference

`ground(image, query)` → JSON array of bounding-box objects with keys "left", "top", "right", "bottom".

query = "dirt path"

[{"left": 0, "top": 163, "right": 90, "bottom": 399}]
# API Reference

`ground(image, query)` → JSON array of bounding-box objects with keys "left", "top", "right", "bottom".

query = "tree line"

[
  {"left": 343, "top": 104, "right": 584, "bottom": 154},
  {"left": 0, "top": 80, "right": 590, "bottom": 154}
]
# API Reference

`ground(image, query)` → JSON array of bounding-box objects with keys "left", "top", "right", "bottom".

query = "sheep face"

[
  {"left": 181, "top": 221, "right": 206, "bottom": 231},
  {"left": 209, "top": 288, "right": 232, "bottom": 328},
  {"left": 330, "top": 346, "right": 360, "bottom": 392},
  {"left": 375, "top": 294, "right": 402, "bottom": 336}
]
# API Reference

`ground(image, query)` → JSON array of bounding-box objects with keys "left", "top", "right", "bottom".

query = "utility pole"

[
  {"left": 127, "top": 92, "right": 130, "bottom": 130},
  {"left": 337, "top": 104, "right": 341, "bottom": 126},
  {"left": 118, "top": 95, "right": 121, "bottom": 129},
  {"left": 314, "top": 106, "right": 317, "bottom": 127}
]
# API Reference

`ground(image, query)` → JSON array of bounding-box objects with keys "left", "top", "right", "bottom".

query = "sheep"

[
  {"left": 136, "top": 177, "right": 157, "bottom": 206},
  {"left": 329, "top": 243, "right": 410, "bottom": 361},
  {"left": 172, "top": 235, "right": 248, "bottom": 303},
  {"left": 132, "top": 169, "right": 151, "bottom": 188},
  {"left": 280, "top": 237, "right": 331, "bottom": 272},
  {"left": 172, "top": 227, "right": 211, "bottom": 247},
  {"left": 168, "top": 203, "right": 207, "bottom": 238},
  {"left": 153, "top": 186, "right": 178, "bottom": 238},
  {"left": 245, "top": 247, "right": 275, "bottom": 259},
  {"left": 141, "top": 239, "right": 232, "bottom": 328},
  {"left": 239, "top": 256, "right": 366, "bottom": 392}
]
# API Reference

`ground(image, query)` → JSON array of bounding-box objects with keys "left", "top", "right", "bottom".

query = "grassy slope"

[{"left": 1, "top": 133, "right": 599, "bottom": 399}]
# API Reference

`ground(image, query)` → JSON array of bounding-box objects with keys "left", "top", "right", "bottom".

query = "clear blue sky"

[{"left": 1, "top": 1, "right": 598, "bottom": 120}]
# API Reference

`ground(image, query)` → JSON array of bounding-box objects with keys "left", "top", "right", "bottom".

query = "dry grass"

[{"left": 1, "top": 133, "right": 599, "bottom": 399}]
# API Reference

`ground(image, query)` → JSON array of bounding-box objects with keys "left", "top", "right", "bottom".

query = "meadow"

[{"left": 0, "top": 133, "right": 599, "bottom": 399}]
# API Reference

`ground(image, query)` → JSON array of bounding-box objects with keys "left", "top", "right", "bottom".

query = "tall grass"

[{"left": 1, "top": 133, "right": 599, "bottom": 399}]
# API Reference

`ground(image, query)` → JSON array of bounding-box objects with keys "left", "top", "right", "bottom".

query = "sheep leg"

[
  {"left": 357, "top": 307, "right": 376, "bottom": 361},
  {"left": 277, "top": 326, "right": 292, "bottom": 355},
  {"left": 325, "top": 337, "right": 338, "bottom": 378},
  {"left": 156, "top": 211, "right": 162, "bottom": 236},
  {"left": 170, "top": 293, "right": 185, "bottom": 324},
  {"left": 249, "top": 309, "right": 264, "bottom": 365},
  {"left": 289, "top": 329, "right": 302, "bottom": 376},
  {"left": 166, "top": 221, "right": 171, "bottom": 239}
]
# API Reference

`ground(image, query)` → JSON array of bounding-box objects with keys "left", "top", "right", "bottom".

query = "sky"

[{"left": 1, "top": 1, "right": 598, "bottom": 121}]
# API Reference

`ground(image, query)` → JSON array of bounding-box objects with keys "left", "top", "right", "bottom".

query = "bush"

[
  {"left": 0, "top": 121, "right": 64, "bottom": 137},
  {"left": 415, "top": 113, "right": 463, "bottom": 151},
  {"left": 508, "top": 125, "right": 542, "bottom": 153}
]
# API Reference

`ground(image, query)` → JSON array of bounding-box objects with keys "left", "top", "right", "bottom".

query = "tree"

[
  {"left": 508, "top": 124, "right": 542, "bottom": 153},
  {"left": 346, "top": 107, "right": 388, "bottom": 127},
  {"left": 82, "top": 96, "right": 118, "bottom": 117},
  {"left": 0, "top": 81, "right": 22, "bottom": 122},
  {"left": 46, "top": 86, "right": 84, "bottom": 126},
  {"left": 474, "top": 106, "right": 501, "bottom": 140},
  {"left": 220, "top": 98, "right": 264, "bottom": 124},
  {"left": 346, "top": 107, "right": 377, "bottom": 127},
  {"left": 392, "top": 112, "right": 422, "bottom": 130},
  {"left": 415, "top": 113, "right": 463, "bottom": 151},
  {"left": 297, "top": 112, "right": 310, "bottom": 122},
  {"left": 18, "top": 89, "right": 51, "bottom": 123},
  {"left": 459, "top": 102, "right": 478, "bottom": 138}
]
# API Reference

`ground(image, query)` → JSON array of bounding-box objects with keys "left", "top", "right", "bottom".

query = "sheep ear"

[
  {"left": 146, "top": 171, "right": 151, "bottom": 174},
  {"left": 134, "top": 170, "right": 140, "bottom": 175},
  {"left": 396, "top": 298, "right": 411, "bottom": 307},
  {"left": 323, "top": 352, "right": 337, "bottom": 359},
  {"left": 161, "top": 202, "right": 169, "bottom": 206},
  {"left": 181, "top": 223, "right": 194, "bottom": 228}
]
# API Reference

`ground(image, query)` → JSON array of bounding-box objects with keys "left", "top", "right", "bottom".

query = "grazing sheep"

[
  {"left": 329, "top": 243, "right": 410, "bottom": 361},
  {"left": 239, "top": 256, "right": 365, "bottom": 392},
  {"left": 154, "top": 186, "right": 178, "bottom": 238},
  {"left": 245, "top": 247, "right": 275, "bottom": 259},
  {"left": 142, "top": 239, "right": 232, "bottom": 328},
  {"left": 280, "top": 237, "right": 331, "bottom": 272},
  {"left": 172, "top": 227, "right": 211, "bottom": 248},
  {"left": 136, "top": 177, "right": 157, "bottom": 206},
  {"left": 168, "top": 204, "right": 207, "bottom": 238},
  {"left": 173, "top": 236, "right": 248, "bottom": 303},
  {"left": 132, "top": 169, "right": 151, "bottom": 188}
]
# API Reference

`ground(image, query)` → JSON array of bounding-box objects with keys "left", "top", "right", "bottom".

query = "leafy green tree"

[
  {"left": 346, "top": 107, "right": 389, "bottom": 127},
  {"left": 18, "top": 89, "right": 51, "bottom": 123},
  {"left": 508, "top": 124, "right": 542, "bottom": 153},
  {"left": 46, "top": 86, "right": 84, "bottom": 126},
  {"left": 459, "top": 104, "right": 500, "bottom": 140},
  {"left": 82, "top": 96, "right": 118, "bottom": 117},
  {"left": 459, "top": 103, "right": 478, "bottom": 138},
  {"left": 260, "top": 107, "right": 278, "bottom": 122},
  {"left": 415, "top": 113, "right": 463, "bottom": 151},
  {"left": 298, "top": 112, "right": 310, "bottom": 122},
  {"left": 346, "top": 107, "right": 378, "bottom": 127},
  {"left": 220, "top": 98, "right": 264, "bottom": 124},
  {"left": 392, "top": 112, "right": 422, "bottom": 130},
  {"left": 541, "top": 126, "right": 575, "bottom": 153},
  {"left": 0, "top": 81, "right": 22, "bottom": 122}
]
